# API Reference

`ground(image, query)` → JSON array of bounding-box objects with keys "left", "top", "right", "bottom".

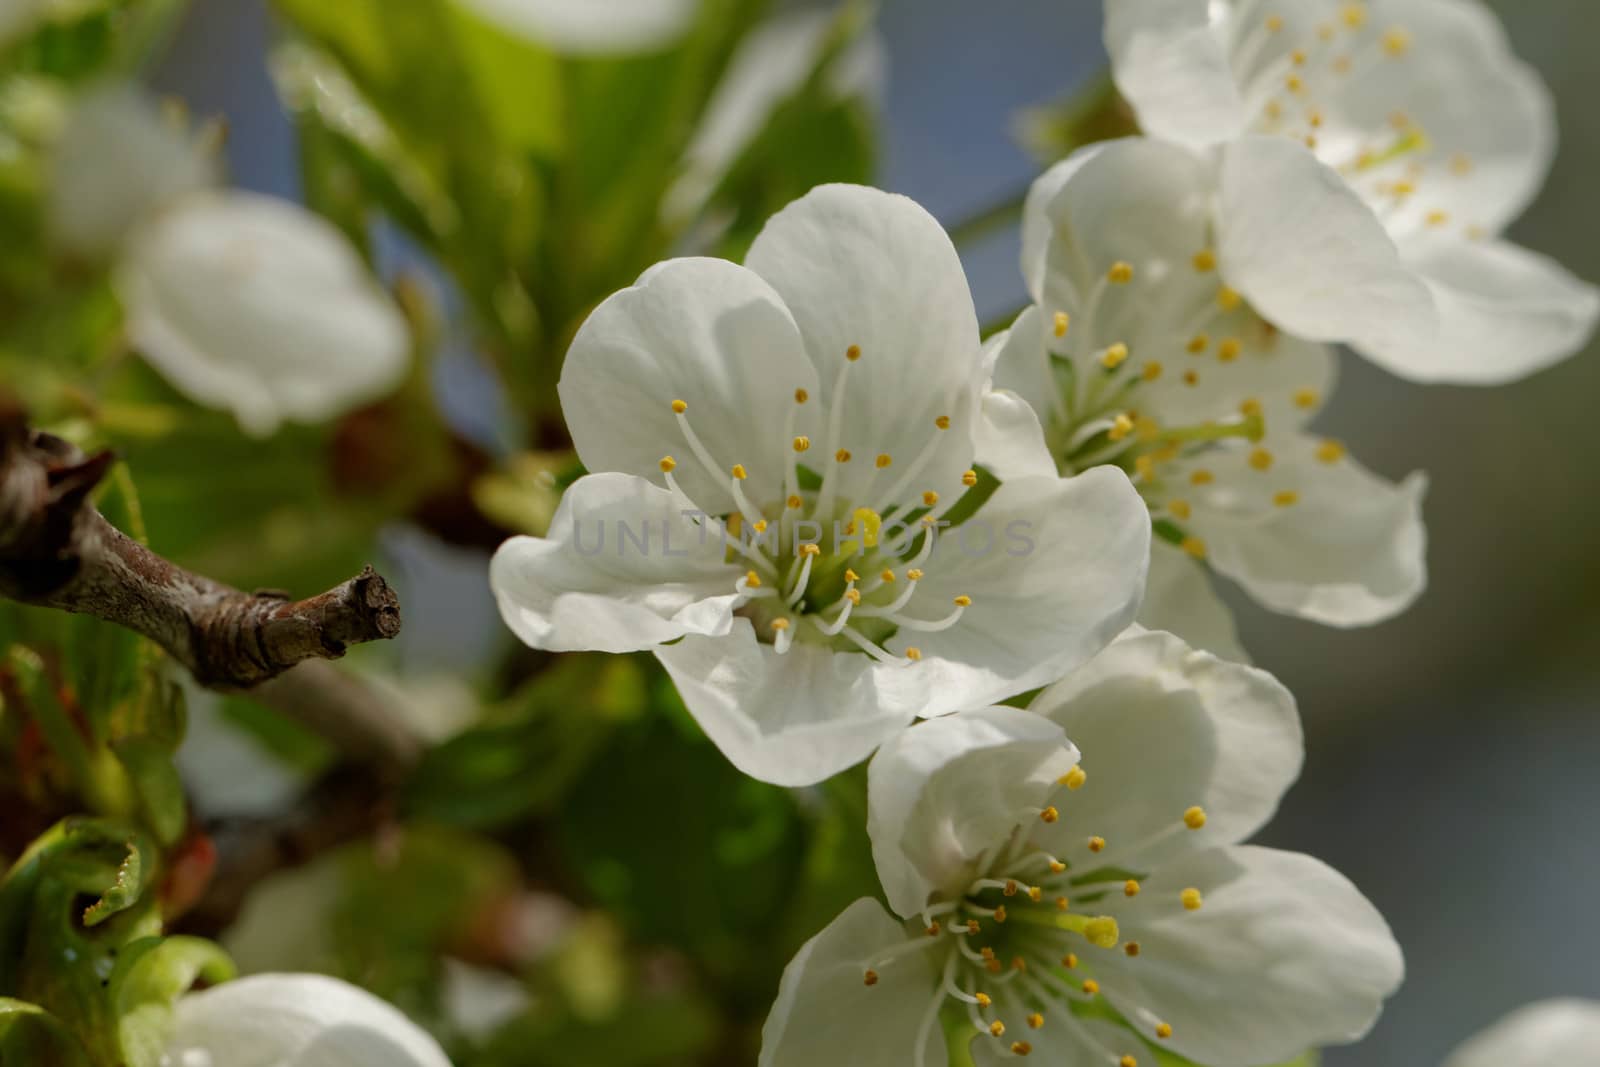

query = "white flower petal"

[
  {"left": 895, "top": 467, "right": 1151, "bottom": 717},
  {"left": 666, "top": 8, "right": 886, "bottom": 222},
  {"left": 559, "top": 256, "right": 820, "bottom": 514},
  {"left": 1217, "top": 135, "right": 1435, "bottom": 353},
  {"left": 1445, "top": 999, "right": 1600, "bottom": 1067},
  {"left": 1103, "top": 0, "right": 1247, "bottom": 149},
  {"left": 453, "top": 0, "right": 695, "bottom": 54},
  {"left": 982, "top": 306, "right": 1055, "bottom": 420},
  {"left": 1137, "top": 327, "right": 1336, "bottom": 436},
  {"left": 744, "top": 184, "right": 983, "bottom": 511},
  {"left": 653, "top": 621, "right": 924, "bottom": 787},
  {"left": 969, "top": 1014, "right": 1148, "bottom": 1067},
  {"left": 1027, "top": 627, "right": 1300, "bottom": 869},
  {"left": 867, "top": 707, "right": 1078, "bottom": 920},
  {"left": 973, "top": 388, "right": 1057, "bottom": 484},
  {"left": 1136, "top": 542, "right": 1250, "bottom": 664},
  {"left": 489, "top": 472, "right": 743, "bottom": 653},
  {"left": 1357, "top": 235, "right": 1600, "bottom": 385},
  {"left": 759, "top": 898, "right": 944, "bottom": 1067},
  {"left": 1183, "top": 435, "right": 1429, "bottom": 627},
  {"left": 167, "top": 973, "right": 452, "bottom": 1067},
  {"left": 1019, "top": 145, "right": 1109, "bottom": 301},
  {"left": 49, "top": 88, "right": 216, "bottom": 257},
  {"left": 118, "top": 192, "right": 409, "bottom": 437},
  {"left": 1099, "top": 845, "right": 1403, "bottom": 1064}
]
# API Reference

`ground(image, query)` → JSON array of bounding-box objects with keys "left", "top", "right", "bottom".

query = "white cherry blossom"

[
  {"left": 760, "top": 628, "right": 1403, "bottom": 1066},
  {"left": 492, "top": 184, "right": 1151, "bottom": 786},
  {"left": 1444, "top": 999, "right": 1600, "bottom": 1067},
  {"left": 453, "top": 0, "right": 696, "bottom": 54},
  {"left": 1105, "top": 0, "right": 1599, "bottom": 384}
]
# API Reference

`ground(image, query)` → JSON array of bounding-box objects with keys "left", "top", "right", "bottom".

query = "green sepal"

[
  {"left": 0, "top": 998, "right": 93, "bottom": 1067},
  {"left": 108, "top": 936, "right": 236, "bottom": 1067}
]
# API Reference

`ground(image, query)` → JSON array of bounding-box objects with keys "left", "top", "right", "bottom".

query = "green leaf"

[
  {"left": 109, "top": 936, "right": 236, "bottom": 1067},
  {"left": 0, "top": 999, "right": 92, "bottom": 1067}
]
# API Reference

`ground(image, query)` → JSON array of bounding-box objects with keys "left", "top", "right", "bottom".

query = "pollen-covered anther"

[
  {"left": 1294, "top": 388, "right": 1319, "bottom": 409},
  {"left": 980, "top": 947, "right": 996, "bottom": 961},
  {"left": 935, "top": 415, "right": 951, "bottom": 430},
  {"left": 794, "top": 388, "right": 808, "bottom": 404},
  {"left": 1087, "top": 835, "right": 1106, "bottom": 853},
  {"left": 876, "top": 453, "right": 893, "bottom": 468},
  {"left": 1240, "top": 398, "right": 1262, "bottom": 418},
  {"left": 1217, "top": 286, "right": 1243, "bottom": 311},
  {"left": 1028, "top": 886, "right": 1043, "bottom": 903},
  {"left": 1010, "top": 956, "right": 1026, "bottom": 972},
  {"left": 1286, "top": 73, "right": 1305, "bottom": 94},
  {"left": 1156, "top": 1023, "right": 1173, "bottom": 1040},
  {"left": 905, "top": 647, "right": 923, "bottom": 661},
  {"left": 846, "top": 344, "right": 862, "bottom": 362},
  {"left": 862, "top": 969, "right": 878, "bottom": 986},
  {"left": 923, "top": 490, "right": 940, "bottom": 507},
  {"left": 975, "top": 991, "right": 992, "bottom": 1007},
  {"left": 1342, "top": 3, "right": 1367, "bottom": 28},
  {"left": 953, "top": 595, "right": 972, "bottom": 608},
  {"left": 752, "top": 519, "right": 768, "bottom": 533},
  {"left": 1217, "top": 338, "right": 1242, "bottom": 362},
  {"left": 989, "top": 1021, "right": 1006, "bottom": 1038},
  {"left": 1123, "top": 880, "right": 1141, "bottom": 898},
  {"left": 844, "top": 568, "right": 859, "bottom": 582},
  {"left": 1120, "top": 1056, "right": 1138, "bottom": 1067},
  {"left": 879, "top": 568, "right": 896, "bottom": 583},
  {"left": 1265, "top": 13, "right": 1283, "bottom": 31},
  {"left": 1108, "top": 261, "right": 1135, "bottom": 284},
  {"left": 1192, "top": 249, "right": 1216, "bottom": 272},
  {"left": 1081, "top": 980, "right": 1101, "bottom": 996},
  {"left": 1274, "top": 490, "right": 1300, "bottom": 508},
  {"left": 1011, "top": 1041, "right": 1032, "bottom": 1056},
  {"left": 986, "top": 958, "right": 1003, "bottom": 974},
  {"left": 1142, "top": 362, "right": 1163, "bottom": 382},
  {"left": 1383, "top": 26, "right": 1411, "bottom": 55},
  {"left": 745, "top": 570, "right": 762, "bottom": 588},
  {"left": 1061, "top": 952, "right": 1078, "bottom": 968},
  {"left": 1184, "top": 805, "right": 1208, "bottom": 830},
  {"left": 1317, "top": 439, "right": 1346, "bottom": 463},
  {"left": 926, "top": 921, "right": 941, "bottom": 936},
  {"left": 770, "top": 618, "right": 790, "bottom": 632},
  {"left": 1168, "top": 500, "right": 1191, "bottom": 520},
  {"left": 906, "top": 568, "right": 924, "bottom": 581},
  {"left": 671, "top": 399, "right": 688, "bottom": 414},
  {"left": 1027, "top": 1012, "right": 1044, "bottom": 1030},
  {"left": 1182, "top": 370, "right": 1199, "bottom": 387},
  {"left": 845, "top": 589, "right": 862, "bottom": 605},
  {"left": 834, "top": 448, "right": 852, "bottom": 463},
  {"left": 659, "top": 456, "right": 677, "bottom": 472},
  {"left": 966, "top": 919, "right": 981, "bottom": 934},
  {"left": 1187, "top": 333, "right": 1210, "bottom": 355},
  {"left": 792, "top": 436, "right": 811, "bottom": 453},
  {"left": 1004, "top": 879, "right": 1019, "bottom": 897},
  {"left": 1190, "top": 469, "right": 1214, "bottom": 486},
  {"left": 1039, "top": 806, "right": 1060, "bottom": 824},
  {"left": 1101, "top": 343, "right": 1130, "bottom": 370},
  {"left": 1426, "top": 210, "right": 1450, "bottom": 227},
  {"left": 1181, "top": 536, "right": 1207, "bottom": 560},
  {"left": 1182, "top": 887, "right": 1204, "bottom": 911},
  {"left": 1061, "top": 766, "right": 1087, "bottom": 791},
  {"left": 799, "top": 543, "right": 822, "bottom": 558},
  {"left": 731, "top": 463, "right": 747, "bottom": 480},
  {"left": 787, "top": 494, "right": 803, "bottom": 509},
  {"left": 1108, "top": 413, "right": 1135, "bottom": 441},
  {"left": 1249, "top": 448, "right": 1275, "bottom": 471},
  {"left": 962, "top": 469, "right": 978, "bottom": 487}
]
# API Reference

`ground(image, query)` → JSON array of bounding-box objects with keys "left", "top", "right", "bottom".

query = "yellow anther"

[
  {"left": 975, "top": 992, "right": 992, "bottom": 1007},
  {"left": 1240, "top": 398, "right": 1263, "bottom": 418},
  {"left": 1121, "top": 1057, "right": 1138, "bottom": 1067},
  {"left": 1011, "top": 1041, "right": 1032, "bottom": 1056},
  {"left": 1055, "top": 896, "right": 1070, "bottom": 911},
  {"left": 1187, "top": 333, "right": 1210, "bottom": 355},
  {"left": 771, "top": 618, "right": 790, "bottom": 632},
  {"left": 1168, "top": 500, "right": 1192, "bottom": 520},
  {"left": 1123, "top": 880, "right": 1141, "bottom": 898},
  {"left": 1217, "top": 286, "right": 1242, "bottom": 311},
  {"left": 1156, "top": 1023, "right": 1173, "bottom": 1039},
  {"left": 1027, "top": 1013, "right": 1044, "bottom": 1030},
  {"left": 1136, "top": 416, "right": 1161, "bottom": 442},
  {"left": 1087, "top": 835, "right": 1106, "bottom": 853},
  {"left": 1304, "top": 135, "right": 1319, "bottom": 150},
  {"left": 731, "top": 463, "right": 748, "bottom": 480},
  {"left": 1028, "top": 886, "right": 1043, "bottom": 903},
  {"left": 1293, "top": 388, "right": 1319, "bottom": 409},
  {"left": 1390, "top": 179, "right": 1416, "bottom": 198},
  {"left": 1061, "top": 953, "right": 1078, "bottom": 969},
  {"left": 863, "top": 969, "right": 878, "bottom": 986},
  {"left": 844, "top": 569, "right": 859, "bottom": 582},
  {"left": 752, "top": 519, "right": 768, "bottom": 533},
  {"left": 1181, "top": 536, "right": 1207, "bottom": 559},
  {"left": 671, "top": 399, "right": 688, "bottom": 414},
  {"left": 1291, "top": 48, "right": 1308, "bottom": 66},
  {"left": 846, "top": 589, "right": 862, "bottom": 605},
  {"left": 1010, "top": 956, "right": 1026, "bottom": 972},
  {"left": 935, "top": 415, "right": 951, "bottom": 430},
  {"left": 1040, "top": 806, "right": 1059, "bottom": 824},
  {"left": 846, "top": 344, "right": 862, "bottom": 362},
  {"left": 1286, "top": 73, "right": 1305, "bottom": 94},
  {"left": 1426, "top": 210, "right": 1450, "bottom": 227},
  {"left": 906, "top": 568, "right": 924, "bottom": 581},
  {"left": 787, "top": 494, "right": 803, "bottom": 509},
  {"left": 1182, "top": 370, "right": 1200, "bottom": 387},
  {"left": 1125, "top": 942, "right": 1141, "bottom": 957},
  {"left": 799, "top": 543, "right": 822, "bottom": 557},
  {"left": 1274, "top": 490, "right": 1300, "bottom": 508},
  {"left": 905, "top": 647, "right": 922, "bottom": 661},
  {"left": 1082, "top": 980, "right": 1101, "bottom": 995},
  {"left": 1049, "top": 860, "right": 1067, "bottom": 874},
  {"left": 1265, "top": 13, "right": 1283, "bottom": 31},
  {"left": 985, "top": 959, "right": 1002, "bottom": 975},
  {"left": 926, "top": 921, "right": 941, "bottom": 936},
  {"left": 962, "top": 469, "right": 978, "bottom": 487},
  {"left": 1004, "top": 879, "right": 1019, "bottom": 897},
  {"left": 745, "top": 570, "right": 762, "bottom": 588},
  {"left": 1191, "top": 249, "right": 1218, "bottom": 273},
  {"left": 1109, "top": 413, "right": 1135, "bottom": 441},
  {"left": 1182, "top": 887, "right": 1204, "bottom": 911},
  {"left": 990, "top": 1021, "right": 1006, "bottom": 1038},
  {"left": 1383, "top": 27, "right": 1411, "bottom": 55},
  {"left": 1184, "top": 806, "right": 1208, "bottom": 830},
  {"left": 966, "top": 919, "right": 981, "bottom": 934},
  {"left": 1101, "top": 343, "right": 1130, "bottom": 370},
  {"left": 1317, "top": 439, "right": 1346, "bottom": 463},
  {"left": 1342, "top": 3, "right": 1367, "bottom": 28},
  {"left": 953, "top": 595, "right": 972, "bottom": 607},
  {"left": 793, "top": 436, "right": 810, "bottom": 453},
  {"left": 923, "top": 490, "right": 940, "bottom": 507},
  {"left": 875, "top": 453, "right": 893, "bottom": 468},
  {"left": 1309, "top": 109, "right": 1325, "bottom": 129},
  {"left": 1217, "top": 338, "right": 1242, "bottom": 362},
  {"left": 1249, "top": 448, "right": 1275, "bottom": 471},
  {"left": 981, "top": 947, "right": 996, "bottom": 961},
  {"left": 852, "top": 507, "right": 882, "bottom": 548},
  {"left": 1134, "top": 455, "right": 1156, "bottom": 480},
  {"left": 794, "top": 388, "right": 808, "bottom": 404},
  {"left": 659, "top": 456, "right": 677, "bottom": 472},
  {"left": 1190, "top": 469, "right": 1214, "bottom": 486},
  {"left": 1139, "top": 361, "right": 1163, "bottom": 383},
  {"left": 1265, "top": 99, "right": 1284, "bottom": 121},
  {"left": 1062, "top": 766, "right": 1087, "bottom": 790},
  {"left": 1053, "top": 311, "right": 1071, "bottom": 338},
  {"left": 1108, "top": 261, "right": 1134, "bottom": 284},
  {"left": 834, "top": 448, "right": 852, "bottom": 463},
  {"left": 880, "top": 568, "right": 896, "bottom": 583},
  {"left": 993, "top": 906, "right": 1008, "bottom": 924}
]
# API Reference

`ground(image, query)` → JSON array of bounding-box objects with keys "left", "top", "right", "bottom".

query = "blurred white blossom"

[
  {"left": 453, "top": 0, "right": 696, "bottom": 54},
  {"left": 1444, "top": 999, "right": 1600, "bottom": 1067},
  {"left": 761, "top": 629, "right": 1402, "bottom": 1066},
  {"left": 162, "top": 973, "right": 452, "bottom": 1067},
  {"left": 492, "top": 184, "right": 1150, "bottom": 786},
  {"left": 49, "top": 89, "right": 409, "bottom": 436},
  {"left": 985, "top": 137, "right": 1427, "bottom": 655},
  {"left": 1104, "top": 0, "right": 1599, "bottom": 383}
]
